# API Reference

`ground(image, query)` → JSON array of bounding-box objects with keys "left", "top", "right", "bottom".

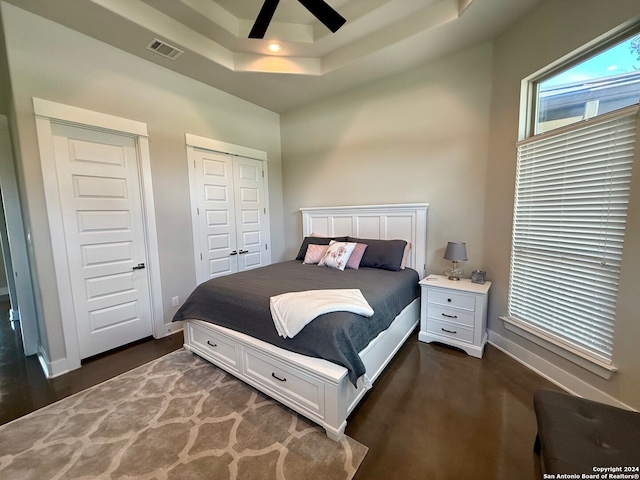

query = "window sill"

[{"left": 500, "top": 316, "right": 617, "bottom": 380}]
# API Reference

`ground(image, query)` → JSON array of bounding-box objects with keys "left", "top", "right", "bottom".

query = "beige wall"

[
  {"left": 0, "top": 13, "right": 6, "bottom": 118},
  {"left": 486, "top": 0, "right": 640, "bottom": 409},
  {"left": 2, "top": 0, "right": 638, "bottom": 409},
  {"left": 0, "top": 12, "right": 9, "bottom": 292},
  {"left": 282, "top": 0, "right": 640, "bottom": 410},
  {"left": 0, "top": 2, "right": 284, "bottom": 363},
  {"left": 281, "top": 42, "right": 494, "bottom": 276}
]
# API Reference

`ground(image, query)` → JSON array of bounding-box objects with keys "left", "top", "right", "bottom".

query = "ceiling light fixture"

[{"left": 267, "top": 42, "right": 282, "bottom": 53}]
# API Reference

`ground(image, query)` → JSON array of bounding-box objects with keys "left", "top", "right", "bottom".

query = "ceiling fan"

[{"left": 249, "top": 0, "right": 346, "bottom": 39}]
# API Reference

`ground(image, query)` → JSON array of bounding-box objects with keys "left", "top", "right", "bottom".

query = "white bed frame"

[{"left": 183, "top": 203, "right": 429, "bottom": 440}]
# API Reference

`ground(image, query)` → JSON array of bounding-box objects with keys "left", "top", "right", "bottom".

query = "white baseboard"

[
  {"left": 487, "top": 329, "right": 635, "bottom": 411},
  {"left": 155, "top": 320, "right": 184, "bottom": 338},
  {"left": 37, "top": 344, "right": 70, "bottom": 379}
]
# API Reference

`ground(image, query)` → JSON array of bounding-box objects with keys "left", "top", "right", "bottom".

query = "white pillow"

[{"left": 318, "top": 241, "right": 357, "bottom": 271}]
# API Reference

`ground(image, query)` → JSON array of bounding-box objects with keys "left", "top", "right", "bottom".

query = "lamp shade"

[{"left": 444, "top": 242, "right": 468, "bottom": 262}]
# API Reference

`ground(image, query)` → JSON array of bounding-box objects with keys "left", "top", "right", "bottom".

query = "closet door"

[
  {"left": 189, "top": 143, "right": 270, "bottom": 285},
  {"left": 233, "top": 156, "right": 268, "bottom": 272},
  {"left": 192, "top": 149, "right": 238, "bottom": 281}
]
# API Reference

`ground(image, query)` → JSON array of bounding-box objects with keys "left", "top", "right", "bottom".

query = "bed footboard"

[{"left": 182, "top": 298, "right": 419, "bottom": 441}]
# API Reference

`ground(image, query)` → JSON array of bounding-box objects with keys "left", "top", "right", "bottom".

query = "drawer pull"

[
  {"left": 441, "top": 328, "right": 457, "bottom": 334},
  {"left": 447, "top": 298, "right": 452, "bottom": 302},
  {"left": 207, "top": 340, "right": 218, "bottom": 348},
  {"left": 271, "top": 372, "right": 287, "bottom": 382},
  {"left": 442, "top": 313, "right": 458, "bottom": 319}
]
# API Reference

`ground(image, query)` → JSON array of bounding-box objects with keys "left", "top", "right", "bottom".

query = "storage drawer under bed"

[
  {"left": 242, "top": 347, "right": 326, "bottom": 418},
  {"left": 188, "top": 321, "right": 241, "bottom": 373}
]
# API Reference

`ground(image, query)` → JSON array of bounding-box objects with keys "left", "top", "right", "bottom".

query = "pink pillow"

[
  {"left": 303, "top": 244, "right": 329, "bottom": 264},
  {"left": 346, "top": 243, "right": 368, "bottom": 269},
  {"left": 400, "top": 242, "right": 411, "bottom": 269}
]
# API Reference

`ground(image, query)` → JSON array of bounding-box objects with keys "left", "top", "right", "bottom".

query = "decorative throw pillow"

[
  {"left": 318, "top": 241, "right": 357, "bottom": 271},
  {"left": 346, "top": 243, "right": 368, "bottom": 269},
  {"left": 303, "top": 244, "right": 329, "bottom": 264},
  {"left": 295, "top": 236, "right": 348, "bottom": 260},
  {"left": 400, "top": 242, "right": 412, "bottom": 269}
]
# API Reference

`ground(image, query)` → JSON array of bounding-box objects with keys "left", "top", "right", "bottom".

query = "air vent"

[{"left": 146, "top": 38, "right": 183, "bottom": 60}]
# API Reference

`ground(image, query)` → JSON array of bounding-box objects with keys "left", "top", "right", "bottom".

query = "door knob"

[{"left": 132, "top": 263, "right": 146, "bottom": 270}]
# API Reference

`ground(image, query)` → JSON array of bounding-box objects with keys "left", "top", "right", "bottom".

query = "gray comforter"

[{"left": 173, "top": 260, "right": 420, "bottom": 385}]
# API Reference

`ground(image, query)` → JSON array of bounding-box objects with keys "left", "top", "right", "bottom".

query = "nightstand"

[{"left": 418, "top": 274, "right": 491, "bottom": 358}]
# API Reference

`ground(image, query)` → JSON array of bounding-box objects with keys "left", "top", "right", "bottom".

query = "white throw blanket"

[{"left": 270, "top": 289, "right": 374, "bottom": 339}]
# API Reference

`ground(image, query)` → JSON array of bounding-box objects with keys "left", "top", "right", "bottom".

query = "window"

[
  {"left": 506, "top": 28, "right": 640, "bottom": 375},
  {"left": 534, "top": 32, "right": 640, "bottom": 135}
]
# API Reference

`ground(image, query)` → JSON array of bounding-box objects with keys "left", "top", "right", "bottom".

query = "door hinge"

[
  {"left": 200, "top": 253, "right": 203, "bottom": 260},
  {"left": 197, "top": 207, "right": 200, "bottom": 215},
  {"left": 265, "top": 243, "right": 268, "bottom": 250},
  {"left": 263, "top": 207, "right": 266, "bottom": 214}
]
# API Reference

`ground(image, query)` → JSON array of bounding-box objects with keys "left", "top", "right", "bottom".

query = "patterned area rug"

[{"left": 0, "top": 349, "right": 367, "bottom": 479}]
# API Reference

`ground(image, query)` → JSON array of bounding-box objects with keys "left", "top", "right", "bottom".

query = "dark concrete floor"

[
  {"left": 0, "top": 300, "right": 556, "bottom": 479},
  {"left": 347, "top": 335, "right": 557, "bottom": 480},
  {"left": 0, "top": 300, "right": 183, "bottom": 426}
]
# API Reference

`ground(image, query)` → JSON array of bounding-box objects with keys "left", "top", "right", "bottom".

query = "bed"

[{"left": 176, "top": 203, "right": 429, "bottom": 440}]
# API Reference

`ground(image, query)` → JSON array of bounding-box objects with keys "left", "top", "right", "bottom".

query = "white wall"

[
  {"left": 281, "top": 42, "right": 494, "bottom": 275},
  {"left": 0, "top": 2, "right": 284, "bottom": 364},
  {"left": 485, "top": 0, "right": 640, "bottom": 409}
]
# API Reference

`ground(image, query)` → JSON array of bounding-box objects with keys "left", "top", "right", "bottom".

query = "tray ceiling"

[{"left": 5, "top": 0, "right": 541, "bottom": 112}]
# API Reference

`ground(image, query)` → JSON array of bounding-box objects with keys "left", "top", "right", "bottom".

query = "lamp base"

[{"left": 445, "top": 262, "right": 463, "bottom": 281}]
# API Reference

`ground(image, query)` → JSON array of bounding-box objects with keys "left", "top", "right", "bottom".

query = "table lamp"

[{"left": 444, "top": 241, "right": 467, "bottom": 281}]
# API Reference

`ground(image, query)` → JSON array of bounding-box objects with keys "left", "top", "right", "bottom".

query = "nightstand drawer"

[
  {"left": 428, "top": 290, "right": 475, "bottom": 311},
  {"left": 427, "top": 318, "right": 474, "bottom": 344},
  {"left": 427, "top": 304, "right": 475, "bottom": 327}
]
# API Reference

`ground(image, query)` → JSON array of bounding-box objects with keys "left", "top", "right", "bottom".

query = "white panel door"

[
  {"left": 190, "top": 148, "right": 269, "bottom": 284},
  {"left": 193, "top": 149, "right": 238, "bottom": 280},
  {"left": 51, "top": 123, "right": 153, "bottom": 359},
  {"left": 233, "top": 156, "right": 268, "bottom": 272}
]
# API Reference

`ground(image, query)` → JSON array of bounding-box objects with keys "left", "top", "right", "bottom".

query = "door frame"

[
  {"left": 185, "top": 133, "right": 271, "bottom": 285},
  {"left": 34, "top": 98, "right": 164, "bottom": 375},
  {"left": 0, "top": 115, "right": 39, "bottom": 356}
]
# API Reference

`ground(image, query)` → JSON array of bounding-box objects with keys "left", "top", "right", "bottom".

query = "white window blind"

[{"left": 508, "top": 105, "right": 638, "bottom": 366}]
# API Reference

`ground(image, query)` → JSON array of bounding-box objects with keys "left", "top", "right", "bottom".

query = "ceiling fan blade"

[
  {"left": 249, "top": 0, "right": 281, "bottom": 39},
  {"left": 298, "top": 0, "right": 346, "bottom": 33}
]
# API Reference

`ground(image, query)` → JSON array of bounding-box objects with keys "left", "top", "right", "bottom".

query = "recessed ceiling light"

[{"left": 267, "top": 42, "right": 282, "bottom": 53}]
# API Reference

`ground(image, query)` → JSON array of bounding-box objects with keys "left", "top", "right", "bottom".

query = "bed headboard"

[{"left": 300, "top": 203, "right": 429, "bottom": 278}]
